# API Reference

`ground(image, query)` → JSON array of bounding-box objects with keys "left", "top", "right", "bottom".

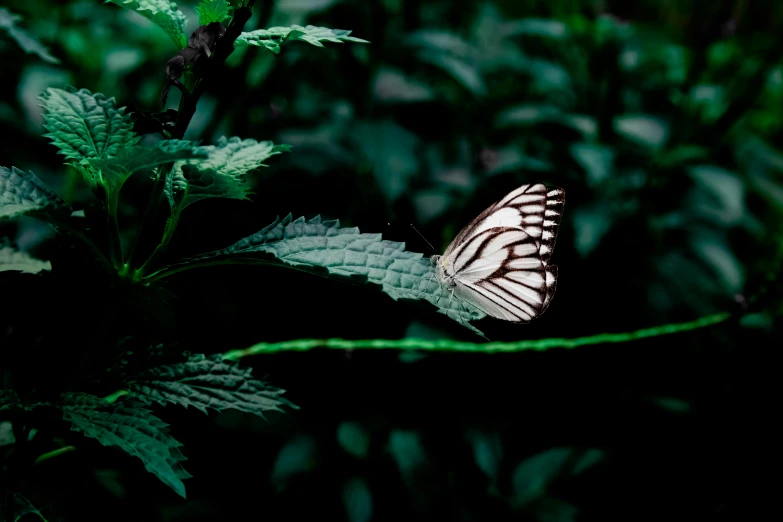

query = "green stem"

[
  {"left": 124, "top": 164, "right": 169, "bottom": 268},
  {"left": 143, "top": 256, "right": 281, "bottom": 281},
  {"left": 222, "top": 312, "right": 731, "bottom": 359},
  {"left": 107, "top": 194, "right": 123, "bottom": 268},
  {"left": 133, "top": 207, "right": 182, "bottom": 278},
  {"left": 33, "top": 445, "right": 77, "bottom": 465},
  {"left": 104, "top": 389, "right": 129, "bottom": 404}
]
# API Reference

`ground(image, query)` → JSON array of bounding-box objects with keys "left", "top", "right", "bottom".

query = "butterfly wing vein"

[{"left": 441, "top": 183, "right": 565, "bottom": 323}]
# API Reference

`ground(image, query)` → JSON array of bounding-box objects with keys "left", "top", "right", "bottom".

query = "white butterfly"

[{"left": 432, "top": 183, "right": 565, "bottom": 323}]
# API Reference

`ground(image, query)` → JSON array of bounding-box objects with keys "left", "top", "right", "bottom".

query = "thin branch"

[{"left": 223, "top": 312, "right": 732, "bottom": 359}]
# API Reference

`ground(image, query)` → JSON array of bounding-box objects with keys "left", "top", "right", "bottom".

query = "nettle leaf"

[
  {"left": 161, "top": 215, "right": 486, "bottom": 335},
  {"left": 61, "top": 392, "right": 191, "bottom": 498},
  {"left": 0, "top": 244, "right": 51, "bottom": 274},
  {"left": 235, "top": 25, "right": 369, "bottom": 55},
  {"left": 0, "top": 7, "right": 60, "bottom": 64},
  {"left": 165, "top": 136, "right": 290, "bottom": 211},
  {"left": 125, "top": 353, "right": 297, "bottom": 417},
  {"left": 0, "top": 166, "right": 66, "bottom": 221},
  {"left": 195, "top": 0, "right": 231, "bottom": 25},
  {"left": 83, "top": 140, "right": 208, "bottom": 209},
  {"left": 106, "top": 0, "right": 188, "bottom": 49},
  {"left": 40, "top": 86, "right": 140, "bottom": 166}
]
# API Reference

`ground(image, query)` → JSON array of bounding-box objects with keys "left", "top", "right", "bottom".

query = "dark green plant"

[
  {"left": 0, "top": 0, "right": 391, "bottom": 512},
  {"left": 2, "top": 1, "right": 782, "bottom": 521}
]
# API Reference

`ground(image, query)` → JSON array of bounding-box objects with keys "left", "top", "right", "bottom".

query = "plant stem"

[
  {"left": 34, "top": 446, "right": 77, "bottom": 465},
  {"left": 222, "top": 312, "right": 732, "bottom": 359},
  {"left": 133, "top": 209, "right": 181, "bottom": 278},
  {"left": 144, "top": 256, "right": 280, "bottom": 281},
  {"left": 106, "top": 195, "right": 123, "bottom": 268},
  {"left": 126, "top": 6, "right": 255, "bottom": 272}
]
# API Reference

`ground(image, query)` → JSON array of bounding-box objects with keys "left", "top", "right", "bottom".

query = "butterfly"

[{"left": 431, "top": 183, "right": 565, "bottom": 323}]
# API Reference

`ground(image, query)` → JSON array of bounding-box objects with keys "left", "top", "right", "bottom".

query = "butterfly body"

[{"left": 433, "top": 184, "right": 565, "bottom": 323}]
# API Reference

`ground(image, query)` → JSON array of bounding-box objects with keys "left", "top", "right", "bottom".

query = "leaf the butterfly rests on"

[{"left": 433, "top": 183, "right": 565, "bottom": 323}]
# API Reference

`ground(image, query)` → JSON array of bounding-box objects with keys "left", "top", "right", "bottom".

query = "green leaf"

[
  {"left": 337, "top": 422, "right": 370, "bottom": 458},
  {"left": 0, "top": 166, "right": 66, "bottom": 221},
  {"left": 352, "top": 120, "right": 418, "bottom": 202},
  {"left": 61, "top": 392, "right": 191, "bottom": 498},
  {"left": 158, "top": 215, "right": 486, "bottom": 335},
  {"left": 505, "top": 18, "right": 568, "bottom": 39},
  {"left": 195, "top": 0, "right": 231, "bottom": 25},
  {"left": 0, "top": 7, "right": 60, "bottom": 64},
  {"left": 235, "top": 24, "right": 369, "bottom": 55},
  {"left": 165, "top": 136, "right": 290, "bottom": 210},
  {"left": 106, "top": 0, "right": 188, "bottom": 49},
  {"left": 614, "top": 115, "right": 669, "bottom": 149},
  {"left": 0, "top": 244, "right": 51, "bottom": 273},
  {"left": 570, "top": 143, "right": 614, "bottom": 186},
  {"left": 343, "top": 477, "right": 373, "bottom": 522},
  {"left": 467, "top": 430, "right": 503, "bottom": 483},
  {"left": 387, "top": 430, "right": 427, "bottom": 484},
  {"left": 84, "top": 140, "right": 207, "bottom": 210},
  {"left": 40, "top": 86, "right": 140, "bottom": 165},
  {"left": 125, "top": 353, "right": 297, "bottom": 417},
  {"left": 511, "top": 448, "right": 572, "bottom": 508},
  {"left": 271, "top": 435, "right": 316, "bottom": 492}
]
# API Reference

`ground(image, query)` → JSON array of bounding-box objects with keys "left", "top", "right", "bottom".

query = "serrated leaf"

[
  {"left": 235, "top": 24, "right": 369, "bottom": 55},
  {"left": 0, "top": 166, "right": 66, "bottom": 221},
  {"left": 195, "top": 0, "right": 231, "bottom": 25},
  {"left": 125, "top": 353, "right": 297, "bottom": 417},
  {"left": 0, "top": 7, "right": 60, "bottom": 64},
  {"left": 106, "top": 0, "right": 188, "bottom": 49},
  {"left": 84, "top": 140, "right": 207, "bottom": 207},
  {"left": 0, "top": 244, "right": 51, "bottom": 273},
  {"left": 165, "top": 136, "right": 290, "bottom": 210},
  {"left": 61, "top": 392, "right": 191, "bottom": 498},
  {"left": 160, "top": 215, "right": 486, "bottom": 335},
  {"left": 40, "top": 86, "right": 140, "bottom": 166}
]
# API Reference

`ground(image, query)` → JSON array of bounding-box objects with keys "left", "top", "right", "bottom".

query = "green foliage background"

[{"left": 0, "top": 0, "right": 779, "bottom": 520}]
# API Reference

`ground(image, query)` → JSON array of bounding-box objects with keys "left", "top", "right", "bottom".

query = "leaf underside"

[
  {"left": 0, "top": 243, "right": 51, "bottom": 273},
  {"left": 86, "top": 139, "right": 208, "bottom": 195},
  {"left": 166, "top": 136, "right": 291, "bottom": 210},
  {"left": 106, "top": 0, "right": 188, "bottom": 49},
  {"left": 0, "top": 7, "right": 60, "bottom": 64},
  {"left": 162, "top": 215, "right": 486, "bottom": 335},
  {"left": 126, "top": 353, "right": 297, "bottom": 417},
  {"left": 61, "top": 392, "right": 191, "bottom": 498},
  {"left": 0, "top": 166, "right": 65, "bottom": 220},
  {"left": 235, "top": 25, "right": 369, "bottom": 55},
  {"left": 195, "top": 0, "right": 231, "bottom": 25}
]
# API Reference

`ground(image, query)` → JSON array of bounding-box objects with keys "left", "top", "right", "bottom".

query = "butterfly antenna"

[{"left": 410, "top": 224, "right": 437, "bottom": 255}]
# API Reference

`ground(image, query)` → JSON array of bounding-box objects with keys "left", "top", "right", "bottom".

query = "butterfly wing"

[{"left": 445, "top": 184, "right": 565, "bottom": 323}]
